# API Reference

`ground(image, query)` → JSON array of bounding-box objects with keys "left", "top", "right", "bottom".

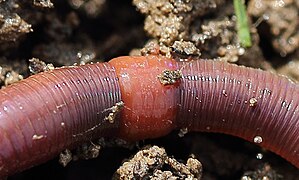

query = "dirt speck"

[
  {"left": 59, "top": 149, "right": 72, "bottom": 167},
  {"left": 171, "top": 40, "right": 201, "bottom": 58},
  {"left": 249, "top": 97, "right": 258, "bottom": 107},
  {"left": 0, "top": 67, "right": 23, "bottom": 87},
  {"left": 73, "top": 142, "right": 102, "bottom": 160},
  {"left": 32, "top": 134, "right": 45, "bottom": 140},
  {"left": 104, "top": 101, "right": 124, "bottom": 123},
  {"left": 158, "top": 69, "right": 182, "bottom": 85},
  {"left": 222, "top": 89, "right": 228, "bottom": 97},
  {"left": 28, "top": 58, "right": 54, "bottom": 74},
  {"left": 33, "top": 0, "right": 54, "bottom": 8},
  {"left": 178, "top": 127, "right": 188, "bottom": 137},
  {"left": 59, "top": 142, "right": 102, "bottom": 167},
  {"left": 139, "top": 40, "right": 161, "bottom": 56}
]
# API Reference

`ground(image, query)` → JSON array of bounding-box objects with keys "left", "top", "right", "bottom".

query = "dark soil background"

[{"left": 1, "top": 0, "right": 298, "bottom": 179}]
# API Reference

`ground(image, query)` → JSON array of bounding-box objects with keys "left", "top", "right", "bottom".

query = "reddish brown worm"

[{"left": 0, "top": 55, "right": 298, "bottom": 177}]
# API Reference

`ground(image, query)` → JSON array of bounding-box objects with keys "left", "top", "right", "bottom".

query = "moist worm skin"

[
  {"left": 177, "top": 60, "right": 299, "bottom": 168},
  {"left": 0, "top": 63, "right": 121, "bottom": 177},
  {"left": 0, "top": 56, "right": 298, "bottom": 177}
]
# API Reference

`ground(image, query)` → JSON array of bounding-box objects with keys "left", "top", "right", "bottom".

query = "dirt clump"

[{"left": 114, "top": 145, "right": 202, "bottom": 180}]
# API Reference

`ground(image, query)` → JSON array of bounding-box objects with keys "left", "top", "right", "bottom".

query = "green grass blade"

[{"left": 234, "top": 0, "right": 252, "bottom": 47}]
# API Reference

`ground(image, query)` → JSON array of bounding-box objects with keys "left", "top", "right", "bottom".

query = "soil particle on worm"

[
  {"left": 104, "top": 101, "right": 125, "bottom": 123},
  {"left": 157, "top": 69, "right": 182, "bottom": 85},
  {"left": 249, "top": 97, "right": 258, "bottom": 107}
]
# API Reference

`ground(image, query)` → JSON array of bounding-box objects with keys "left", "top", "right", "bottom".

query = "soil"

[{"left": 2, "top": 0, "right": 299, "bottom": 179}]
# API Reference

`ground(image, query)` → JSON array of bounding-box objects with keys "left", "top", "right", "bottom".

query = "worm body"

[
  {"left": 177, "top": 60, "right": 299, "bottom": 168},
  {"left": 109, "top": 56, "right": 180, "bottom": 140},
  {"left": 0, "top": 55, "right": 298, "bottom": 177},
  {"left": 0, "top": 63, "right": 121, "bottom": 176}
]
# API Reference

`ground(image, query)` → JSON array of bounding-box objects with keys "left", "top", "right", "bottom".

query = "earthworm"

[{"left": 0, "top": 55, "right": 298, "bottom": 177}]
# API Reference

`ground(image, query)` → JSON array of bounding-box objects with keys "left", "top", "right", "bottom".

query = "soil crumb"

[{"left": 114, "top": 145, "right": 202, "bottom": 179}]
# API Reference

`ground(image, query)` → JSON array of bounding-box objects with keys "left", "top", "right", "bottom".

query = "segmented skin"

[
  {"left": 0, "top": 63, "right": 121, "bottom": 176},
  {"left": 0, "top": 55, "right": 298, "bottom": 177},
  {"left": 177, "top": 60, "right": 299, "bottom": 168}
]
